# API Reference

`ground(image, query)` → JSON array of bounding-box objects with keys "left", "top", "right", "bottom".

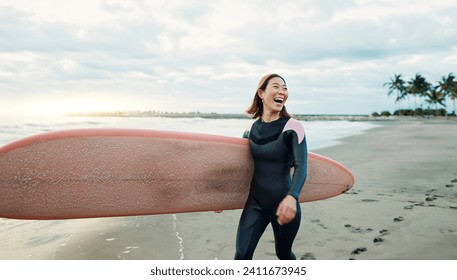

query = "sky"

[{"left": 1, "top": 0, "right": 456, "bottom": 117}]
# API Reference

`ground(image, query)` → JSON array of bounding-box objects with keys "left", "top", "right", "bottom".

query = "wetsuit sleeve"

[
  {"left": 242, "top": 131, "right": 249, "bottom": 139},
  {"left": 287, "top": 128, "right": 308, "bottom": 201}
]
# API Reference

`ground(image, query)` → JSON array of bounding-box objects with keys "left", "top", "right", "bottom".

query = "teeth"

[{"left": 274, "top": 98, "right": 283, "bottom": 103}]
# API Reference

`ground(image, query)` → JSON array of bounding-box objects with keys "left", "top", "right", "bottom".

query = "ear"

[{"left": 257, "top": 89, "right": 264, "bottom": 100}]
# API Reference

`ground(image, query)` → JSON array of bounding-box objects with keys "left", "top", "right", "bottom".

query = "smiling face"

[{"left": 258, "top": 77, "right": 288, "bottom": 115}]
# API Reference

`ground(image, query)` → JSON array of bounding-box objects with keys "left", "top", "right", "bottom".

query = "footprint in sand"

[
  {"left": 405, "top": 201, "right": 429, "bottom": 210},
  {"left": 344, "top": 224, "right": 373, "bottom": 233},
  {"left": 351, "top": 247, "right": 367, "bottom": 255},
  {"left": 425, "top": 196, "right": 438, "bottom": 202},
  {"left": 393, "top": 217, "right": 404, "bottom": 222},
  {"left": 311, "top": 219, "right": 328, "bottom": 229},
  {"left": 373, "top": 237, "right": 384, "bottom": 244},
  {"left": 300, "top": 252, "right": 316, "bottom": 260},
  {"left": 373, "top": 229, "right": 389, "bottom": 245},
  {"left": 361, "top": 199, "right": 379, "bottom": 203}
]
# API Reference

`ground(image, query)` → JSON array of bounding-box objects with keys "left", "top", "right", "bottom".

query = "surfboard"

[{"left": 0, "top": 128, "right": 354, "bottom": 220}]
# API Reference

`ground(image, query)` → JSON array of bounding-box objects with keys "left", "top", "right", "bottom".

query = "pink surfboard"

[{"left": 0, "top": 128, "right": 354, "bottom": 220}]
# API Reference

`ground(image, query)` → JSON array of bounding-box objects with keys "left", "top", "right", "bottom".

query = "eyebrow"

[{"left": 271, "top": 82, "right": 287, "bottom": 87}]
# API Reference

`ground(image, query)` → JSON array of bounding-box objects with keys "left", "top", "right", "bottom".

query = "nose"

[{"left": 279, "top": 87, "right": 287, "bottom": 95}]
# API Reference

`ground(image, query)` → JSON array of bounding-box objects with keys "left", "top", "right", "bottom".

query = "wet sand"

[{"left": 1, "top": 119, "right": 456, "bottom": 260}]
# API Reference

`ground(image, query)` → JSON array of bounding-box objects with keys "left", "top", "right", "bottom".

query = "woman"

[{"left": 235, "top": 74, "right": 308, "bottom": 260}]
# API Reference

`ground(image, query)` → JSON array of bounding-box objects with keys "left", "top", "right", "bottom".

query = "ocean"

[{"left": 0, "top": 115, "right": 379, "bottom": 150}]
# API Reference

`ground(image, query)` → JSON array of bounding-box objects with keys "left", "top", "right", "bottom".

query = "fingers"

[
  {"left": 276, "top": 196, "right": 297, "bottom": 225},
  {"left": 277, "top": 206, "right": 296, "bottom": 225}
]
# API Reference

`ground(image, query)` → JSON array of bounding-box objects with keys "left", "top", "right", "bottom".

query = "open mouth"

[{"left": 274, "top": 97, "right": 284, "bottom": 104}]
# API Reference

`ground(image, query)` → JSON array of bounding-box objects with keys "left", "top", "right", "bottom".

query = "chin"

[{"left": 275, "top": 105, "right": 284, "bottom": 112}]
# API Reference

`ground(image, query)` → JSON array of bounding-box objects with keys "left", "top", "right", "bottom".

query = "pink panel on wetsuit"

[{"left": 282, "top": 119, "right": 305, "bottom": 144}]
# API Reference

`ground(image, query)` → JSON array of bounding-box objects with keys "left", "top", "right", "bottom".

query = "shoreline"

[{"left": 0, "top": 120, "right": 456, "bottom": 260}]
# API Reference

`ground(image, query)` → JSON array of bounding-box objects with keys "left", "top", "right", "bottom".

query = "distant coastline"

[
  {"left": 66, "top": 111, "right": 373, "bottom": 121},
  {"left": 66, "top": 111, "right": 456, "bottom": 122},
  {"left": 67, "top": 111, "right": 249, "bottom": 119}
]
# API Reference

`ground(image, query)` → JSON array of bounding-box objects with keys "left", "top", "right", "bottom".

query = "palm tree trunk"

[{"left": 452, "top": 98, "right": 457, "bottom": 116}]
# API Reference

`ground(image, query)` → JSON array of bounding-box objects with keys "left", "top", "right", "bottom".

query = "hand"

[{"left": 276, "top": 195, "right": 297, "bottom": 225}]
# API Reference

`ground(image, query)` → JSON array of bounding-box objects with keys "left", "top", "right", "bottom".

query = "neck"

[{"left": 261, "top": 111, "right": 281, "bottom": 123}]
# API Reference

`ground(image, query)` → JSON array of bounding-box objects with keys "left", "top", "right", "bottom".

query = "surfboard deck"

[{"left": 0, "top": 128, "right": 354, "bottom": 220}]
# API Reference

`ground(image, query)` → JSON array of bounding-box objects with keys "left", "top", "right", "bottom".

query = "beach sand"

[{"left": 0, "top": 119, "right": 456, "bottom": 260}]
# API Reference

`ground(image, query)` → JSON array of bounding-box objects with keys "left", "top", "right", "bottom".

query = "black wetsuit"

[{"left": 235, "top": 117, "right": 308, "bottom": 260}]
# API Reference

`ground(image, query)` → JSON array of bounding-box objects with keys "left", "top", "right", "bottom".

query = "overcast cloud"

[{"left": 1, "top": 0, "right": 456, "bottom": 116}]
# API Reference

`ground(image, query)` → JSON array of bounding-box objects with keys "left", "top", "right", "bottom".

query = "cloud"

[{"left": 1, "top": 0, "right": 457, "bottom": 116}]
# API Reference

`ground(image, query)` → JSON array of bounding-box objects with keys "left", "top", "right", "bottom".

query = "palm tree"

[
  {"left": 450, "top": 84, "right": 457, "bottom": 116},
  {"left": 406, "top": 73, "right": 431, "bottom": 112},
  {"left": 384, "top": 74, "right": 406, "bottom": 114},
  {"left": 425, "top": 87, "right": 446, "bottom": 115},
  {"left": 437, "top": 73, "right": 457, "bottom": 115}
]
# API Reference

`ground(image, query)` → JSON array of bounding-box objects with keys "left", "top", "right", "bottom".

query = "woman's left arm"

[
  {"left": 276, "top": 123, "right": 308, "bottom": 225},
  {"left": 287, "top": 126, "right": 308, "bottom": 200}
]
